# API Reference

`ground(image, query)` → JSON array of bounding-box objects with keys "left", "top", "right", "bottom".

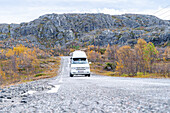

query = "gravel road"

[{"left": 0, "top": 57, "right": 170, "bottom": 113}]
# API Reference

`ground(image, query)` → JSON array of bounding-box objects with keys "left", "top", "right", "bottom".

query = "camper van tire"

[
  {"left": 86, "top": 74, "right": 90, "bottom": 77},
  {"left": 70, "top": 73, "right": 73, "bottom": 77}
]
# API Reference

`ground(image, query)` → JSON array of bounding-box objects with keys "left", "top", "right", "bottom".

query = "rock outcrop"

[{"left": 0, "top": 13, "right": 169, "bottom": 49}]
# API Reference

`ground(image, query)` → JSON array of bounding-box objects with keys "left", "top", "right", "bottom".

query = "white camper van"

[{"left": 70, "top": 50, "right": 91, "bottom": 77}]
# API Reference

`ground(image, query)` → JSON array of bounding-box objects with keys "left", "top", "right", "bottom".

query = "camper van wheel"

[
  {"left": 86, "top": 74, "right": 90, "bottom": 77},
  {"left": 70, "top": 73, "right": 73, "bottom": 77}
]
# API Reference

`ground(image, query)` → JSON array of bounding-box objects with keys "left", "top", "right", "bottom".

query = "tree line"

[
  {"left": 0, "top": 39, "right": 169, "bottom": 86},
  {"left": 87, "top": 39, "right": 170, "bottom": 77},
  {"left": 0, "top": 44, "right": 50, "bottom": 85}
]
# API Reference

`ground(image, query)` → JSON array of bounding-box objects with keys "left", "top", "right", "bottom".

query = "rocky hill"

[{"left": 0, "top": 13, "right": 169, "bottom": 49}]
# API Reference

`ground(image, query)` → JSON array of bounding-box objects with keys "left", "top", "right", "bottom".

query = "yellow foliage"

[
  {"left": 163, "top": 57, "right": 166, "bottom": 62},
  {"left": 2, "top": 44, "right": 41, "bottom": 73},
  {"left": 117, "top": 45, "right": 131, "bottom": 54},
  {"left": 0, "top": 44, "right": 52, "bottom": 86},
  {"left": 87, "top": 50, "right": 101, "bottom": 62},
  {"left": 0, "top": 68, "right": 6, "bottom": 80},
  {"left": 136, "top": 39, "right": 147, "bottom": 48},
  {"left": 0, "top": 49, "right": 4, "bottom": 53},
  {"left": 164, "top": 47, "right": 170, "bottom": 59},
  {"left": 5, "top": 49, "right": 14, "bottom": 57},
  {"left": 104, "top": 44, "right": 111, "bottom": 59},
  {"left": 90, "top": 45, "right": 94, "bottom": 48},
  {"left": 50, "top": 49, "right": 54, "bottom": 53},
  {"left": 13, "top": 44, "right": 27, "bottom": 55},
  {"left": 115, "top": 61, "right": 124, "bottom": 73},
  {"left": 87, "top": 46, "right": 90, "bottom": 51},
  {"left": 70, "top": 48, "right": 75, "bottom": 53}
]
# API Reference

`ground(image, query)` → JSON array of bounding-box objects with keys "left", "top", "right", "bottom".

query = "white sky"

[{"left": 0, "top": 0, "right": 169, "bottom": 24}]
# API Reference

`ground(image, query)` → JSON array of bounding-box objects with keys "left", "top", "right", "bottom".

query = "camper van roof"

[{"left": 72, "top": 50, "right": 87, "bottom": 58}]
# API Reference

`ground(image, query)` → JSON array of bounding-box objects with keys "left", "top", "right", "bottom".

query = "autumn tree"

[
  {"left": 116, "top": 45, "right": 137, "bottom": 76},
  {"left": 0, "top": 67, "right": 6, "bottom": 85},
  {"left": 134, "top": 39, "right": 147, "bottom": 73},
  {"left": 104, "top": 44, "right": 111, "bottom": 60},
  {"left": 163, "top": 47, "right": 170, "bottom": 60},
  {"left": 110, "top": 45, "right": 118, "bottom": 61},
  {"left": 88, "top": 50, "right": 101, "bottom": 62},
  {"left": 0, "top": 44, "right": 50, "bottom": 85},
  {"left": 115, "top": 60, "right": 124, "bottom": 75},
  {"left": 143, "top": 42, "right": 158, "bottom": 73}
]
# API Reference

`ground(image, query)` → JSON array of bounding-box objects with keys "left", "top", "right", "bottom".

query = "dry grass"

[
  {"left": 91, "top": 69, "right": 115, "bottom": 76},
  {"left": 38, "top": 57, "right": 61, "bottom": 77},
  {"left": 91, "top": 63, "right": 170, "bottom": 79},
  {"left": 0, "top": 57, "right": 61, "bottom": 88}
]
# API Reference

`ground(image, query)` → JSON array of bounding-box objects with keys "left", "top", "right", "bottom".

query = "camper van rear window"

[
  {"left": 73, "top": 58, "right": 86, "bottom": 61},
  {"left": 72, "top": 58, "right": 88, "bottom": 64}
]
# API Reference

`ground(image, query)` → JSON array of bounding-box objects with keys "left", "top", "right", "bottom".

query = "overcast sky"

[{"left": 0, "top": 0, "right": 169, "bottom": 24}]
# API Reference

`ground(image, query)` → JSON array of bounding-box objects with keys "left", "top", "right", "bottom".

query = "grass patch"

[
  {"left": 134, "top": 73, "right": 168, "bottom": 78},
  {"left": 120, "top": 74, "right": 129, "bottom": 77},
  {"left": 0, "top": 57, "right": 61, "bottom": 88},
  {"left": 34, "top": 73, "right": 46, "bottom": 77},
  {"left": 91, "top": 62, "right": 170, "bottom": 79},
  {"left": 91, "top": 69, "right": 115, "bottom": 76}
]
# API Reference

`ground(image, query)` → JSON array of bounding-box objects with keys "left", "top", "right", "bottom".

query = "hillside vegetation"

[
  {"left": 0, "top": 45, "right": 60, "bottom": 87},
  {"left": 86, "top": 39, "right": 170, "bottom": 78}
]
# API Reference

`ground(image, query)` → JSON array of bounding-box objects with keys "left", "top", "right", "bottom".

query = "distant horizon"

[
  {"left": 0, "top": 0, "right": 169, "bottom": 24},
  {"left": 0, "top": 12, "right": 169, "bottom": 25}
]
